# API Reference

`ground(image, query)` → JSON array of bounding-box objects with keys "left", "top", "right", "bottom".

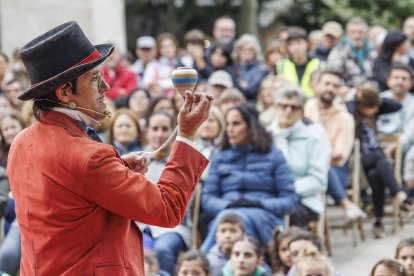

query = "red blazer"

[{"left": 7, "top": 111, "right": 208, "bottom": 275}]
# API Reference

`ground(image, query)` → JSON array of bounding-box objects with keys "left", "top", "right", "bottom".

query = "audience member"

[
  {"left": 147, "top": 96, "right": 177, "bottom": 119},
  {"left": 304, "top": 70, "right": 366, "bottom": 220},
  {"left": 198, "top": 43, "right": 235, "bottom": 81},
  {"left": 3, "top": 79, "right": 24, "bottom": 110},
  {"left": 0, "top": 52, "right": 12, "bottom": 88},
  {"left": 369, "top": 25, "right": 388, "bottom": 56},
  {"left": 207, "top": 70, "right": 234, "bottom": 100},
  {"left": 144, "top": 249, "right": 163, "bottom": 276},
  {"left": 403, "top": 16, "right": 414, "bottom": 60},
  {"left": 102, "top": 48, "right": 137, "bottom": 100},
  {"left": 286, "top": 232, "right": 325, "bottom": 276},
  {"left": 0, "top": 95, "right": 13, "bottom": 119},
  {"left": 195, "top": 105, "right": 226, "bottom": 181},
  {"left": 222, "top": 236, "right": 271, "bottom": 276},
  {"left": 131, "top": 36, "right": 157, "bottom": 88},
  {"left": 139, "top": 111, "right": 190, "bottom": 275},
  {"left": 377, "top": 63, "right": 414, "bottom": 137},
  {"left": 268, "top": 85, "right": 329, "bottom": 227},
  {"left": 327, "top": 17, "right": 375, "bottom": 88},
  {"left": 127, "top": 87, "right": 151, "bottom": 129},
  {"left": 201, "top": 104, "right": 297, "bottom": 251},
  {"left": 233, "top": 34, "right": 269, "bottom": 101},
  {"left": 207, "top": 16, "right": 237, "bottom": 53},
  {"left": 176, "top": 250, "right": 211, "bottom": 276},
  {"left": 296, "top": 248, "right": 334, "bottom": 276},
  {"left": 269, "top": 226, "right": 303, "bottom": 275},
  {"left": 264, "top": 40, "right": 286, "bottom": 73},
  {"left": 107, "top": 108, "right": 145, "bottom": 155},
  {"left": 217, "top": 88, "right": 246, "bottom": 114},
  {"left": 182, "top": 29, "right": 206, "bottom": 69},
  {"left": 277, "top": 27, "right": 325, "bottom": 98},
  {"left": 257, "top": 75, "right": 290, "bottom": 113},
  {"left": 396, "top": 237, "right": 414, "bottom": 276},
  {"left": 346, "top": 85, "right": 412, "bottom": 238},
  {"left": 143, "top": 33, "right": 184, "bottom": 98},
  {"left": 207, "top": 212, "right": 245, "bottom": 276},
  {"left": 308, "top": 29, "right": 324, "bottom": 55},
  {"left": 314, "top": 21, "right": 344, "bottom": 61},
  {"left": 370, "top": 259, "right": 407, "bottom": 276},
  {"left": 373, "top": 30, "right": 414, "bottom": 91}
]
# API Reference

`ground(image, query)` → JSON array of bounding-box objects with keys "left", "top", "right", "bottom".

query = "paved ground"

[{"left": 327, "top": 206, "right": 414, "bottom": 275}]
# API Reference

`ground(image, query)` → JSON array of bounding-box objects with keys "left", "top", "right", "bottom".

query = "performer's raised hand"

[{"left": 177, "top": 90, "right": 213, "bottom": 140}]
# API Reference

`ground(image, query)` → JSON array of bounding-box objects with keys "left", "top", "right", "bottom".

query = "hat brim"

[{"left": 19, "top": 43, "right": 114, "bottom": 101}]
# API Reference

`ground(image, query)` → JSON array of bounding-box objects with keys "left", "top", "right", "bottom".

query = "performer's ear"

[{"left": 55, "top": 83, "right": 73, "bottom": 102}]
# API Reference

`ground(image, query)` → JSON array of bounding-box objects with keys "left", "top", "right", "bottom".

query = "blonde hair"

[
  {"left": 233, "top": 34, "right": 263, "bottom": 61},
  {"left": 296, "top": 248, "right": 333, "bottom": 276},
  {"left": 218, "top": 88, "right": 246, "bottom": 105}
]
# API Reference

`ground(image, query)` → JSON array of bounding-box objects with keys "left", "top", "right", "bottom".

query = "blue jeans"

[
  {"left": 0, "top": 219, "right": 21, "bottom": 275},
  {"left": 153, "top": 233, "right": 187, "bottom": 276},
  {"left": 327, "top": 164, "right": 349, "bottom": 204}
]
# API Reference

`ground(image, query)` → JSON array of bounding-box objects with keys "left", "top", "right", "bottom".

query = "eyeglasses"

[
  {"left": 277, "top": 103, "right": 302, "bottom": 111},
  {"left": 91, "top": 73, "right": 105, "bottom": 91}
]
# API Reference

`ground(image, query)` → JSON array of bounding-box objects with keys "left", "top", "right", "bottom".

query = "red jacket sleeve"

[{"left": 82, "top": 141, "right": 208, "bottom": 227}]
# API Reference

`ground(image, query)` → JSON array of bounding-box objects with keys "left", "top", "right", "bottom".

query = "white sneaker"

[{"left": 346, "top": 203, "right": 367, "bottom": 220}]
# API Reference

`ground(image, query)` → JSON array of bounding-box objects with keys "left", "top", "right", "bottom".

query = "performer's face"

[{"left": 70, "top": 66, "right": 109, "bottom": 120}]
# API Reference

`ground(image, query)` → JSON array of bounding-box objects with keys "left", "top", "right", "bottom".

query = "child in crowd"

[
  {"left": 144, "top": 249, "right": 161, "bottom": 276},
  {"left": 269, "top": 226, "right": 303, "bottom": 275},
  {"left": 371, "top": 259, "right": 407, "bottom": 276},
  {"left": 207, "top": 212, "right": 245, "bottom": 276},
  {"left": 296, "top": 247, "right": 334, "bottom": 276},
  {"left": 396, "top": 238, "right": 414, "bottom": 276},
  {"left": 176, "top": 250, "right": 211, "bottom": 276},
  {"left": 223, "top": 236, "right": 271, "bottom": 276}
]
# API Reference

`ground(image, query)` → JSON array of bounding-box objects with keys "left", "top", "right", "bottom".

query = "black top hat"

[{"left": 19, "top": 21, "right": 114, "bottom": 101}]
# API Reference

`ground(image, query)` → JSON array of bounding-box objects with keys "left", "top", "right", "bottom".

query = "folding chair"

[
  {"left": 378, "top": 134, "right": 404, "bottom": 233},
  {"left": 328, "top": 138, "right": 365, "bottom": 248}
]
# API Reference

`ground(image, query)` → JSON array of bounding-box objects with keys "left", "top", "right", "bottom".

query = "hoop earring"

[{"left": 68, "top": 101, "right": 77, "bottom": 109}]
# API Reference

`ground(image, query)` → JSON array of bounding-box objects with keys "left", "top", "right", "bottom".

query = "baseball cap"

[
  {"left": 136, "top": 36, "right": 156, "bottom": 49},
  {"left": 322, "top": 21, "right": 343, "bottom": 38},
  {"left": 208, "top": 70, "right": 234, "bottom": 88}
]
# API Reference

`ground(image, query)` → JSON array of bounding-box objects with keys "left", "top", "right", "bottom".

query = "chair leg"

[
  {"left": 358, "top": 218, "right": 365, "bottom": 241},
  {"left": 324, "top": 214, "right": 332, "bottom": 256}
]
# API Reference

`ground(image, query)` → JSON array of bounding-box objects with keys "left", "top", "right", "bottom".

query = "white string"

[{"left": 141, "top": 126, "right": 178, "bottom": 159}]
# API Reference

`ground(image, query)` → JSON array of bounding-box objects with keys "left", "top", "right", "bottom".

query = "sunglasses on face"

[{"left": 277, "top": 103, "right": 302, "bottom": 111}]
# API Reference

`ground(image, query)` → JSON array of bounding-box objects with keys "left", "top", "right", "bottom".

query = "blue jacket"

[
  {"left": 236, "top": 60, "right": 269, "bottom": 100},
  {"left": 202, "top": 144, "right": 297, "bottom": 219}
]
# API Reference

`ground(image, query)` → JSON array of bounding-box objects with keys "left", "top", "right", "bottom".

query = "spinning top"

[{"left": 171, "top": 67, "right": 198, "bottom": 96}]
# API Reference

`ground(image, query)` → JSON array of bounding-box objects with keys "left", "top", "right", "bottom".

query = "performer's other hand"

[
  {"left": 122, "top": 151, "right": 150, "bottom": 174},
  {"left": 177, "top": 90, "right": 213, "bottom": 141}
]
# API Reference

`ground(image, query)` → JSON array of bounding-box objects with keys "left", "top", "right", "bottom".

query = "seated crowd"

[{"left": 1, "top": 14, "right": 414, "bottom": 276}]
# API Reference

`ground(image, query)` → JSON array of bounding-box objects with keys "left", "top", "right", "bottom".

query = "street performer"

[{"left": 7, "top": 21, "right": 212, "bottom": 275}]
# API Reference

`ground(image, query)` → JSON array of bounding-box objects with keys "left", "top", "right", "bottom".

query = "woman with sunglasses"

[{"left": 267, "top": 85, "right": 330, "bottom": 228}]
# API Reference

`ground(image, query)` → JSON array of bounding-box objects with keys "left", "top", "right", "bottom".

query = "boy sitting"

[{"left": 207, "top": 212, "right": 245, "bottom": 276}]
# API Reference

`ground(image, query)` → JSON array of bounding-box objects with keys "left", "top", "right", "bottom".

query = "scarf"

[{"left": 342, "top": 37, "right": 372, "bottom": 73}]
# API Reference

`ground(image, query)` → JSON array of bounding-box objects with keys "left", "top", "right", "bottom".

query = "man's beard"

[{"left": 320, "top": 93, "right": 334, "bottom": 105}]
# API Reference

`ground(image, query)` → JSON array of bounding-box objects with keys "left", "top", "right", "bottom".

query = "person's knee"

[{"left": 0, "top": 249, "right": 20, "bottom": 273}]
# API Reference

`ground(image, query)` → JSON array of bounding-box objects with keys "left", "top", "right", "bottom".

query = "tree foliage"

[{"left": 125, "top": 0, "right": 414, "bottom": 53}]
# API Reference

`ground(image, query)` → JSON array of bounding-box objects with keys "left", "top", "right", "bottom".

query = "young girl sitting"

[
  {"left": 223, "top": 236, "right": 271, "bottom": 276},
  {"left": 396, "top": 238, "right": 414, "bottom": 276},
  {"left": 269, "top": 226, "right": 303, "bottom": 275}
]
